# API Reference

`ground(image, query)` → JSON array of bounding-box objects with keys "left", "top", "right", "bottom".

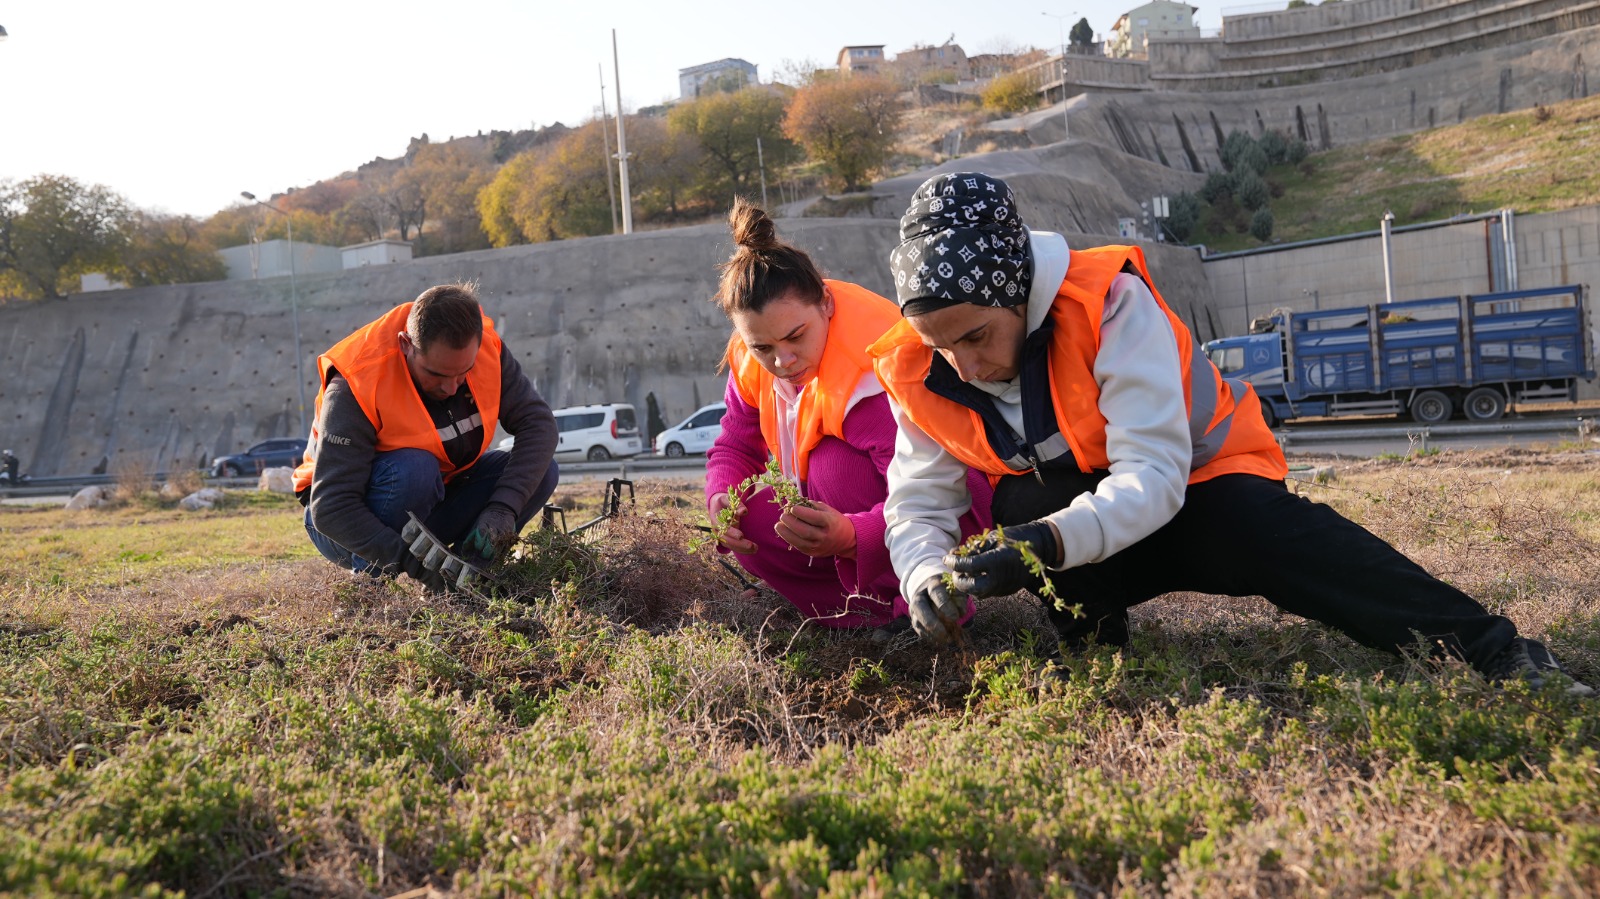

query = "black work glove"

[
  {"left": 944, "top": 520, "right": 1062, "bottom": 598},
  {"left": 908, "top": 573, "right": 964, "bottom": 645},
  {"left": 399, "top": 552, "right": 450, "bottom": 595},
  {"left": 462, "top": 502, "right": 518, "bottom": 562}
]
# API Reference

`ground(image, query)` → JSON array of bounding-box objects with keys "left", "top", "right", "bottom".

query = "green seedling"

[
  {"left": 690, "top": 457, "right": 812, "bottom": 554},
  {"left": 945, "top": 524, "right": 1081, "bottom": 619}
]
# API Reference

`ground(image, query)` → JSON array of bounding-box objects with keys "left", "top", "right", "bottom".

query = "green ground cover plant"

[{"left": 0, "top": 452, "right": 1596, "bottom": 896}]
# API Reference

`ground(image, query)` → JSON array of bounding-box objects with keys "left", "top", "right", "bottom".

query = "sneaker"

[{"left": 1484, "top": 637, "right": 1594, "bottom": 696}]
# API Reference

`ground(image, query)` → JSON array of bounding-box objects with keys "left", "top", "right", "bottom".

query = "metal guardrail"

[
  {"left": 1, "top": 456, "right": 709, "bottom": 500},
  {"left": 1277, "top": 417, "right": 1593, "bottom": 452}
]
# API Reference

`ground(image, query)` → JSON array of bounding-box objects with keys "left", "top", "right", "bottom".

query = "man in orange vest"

[
  {"left": 294, "top": 283, "right": 559, "bottom": 591},
  {"left": 870, "top": 172, "right": 1589, "bottom": 694}
]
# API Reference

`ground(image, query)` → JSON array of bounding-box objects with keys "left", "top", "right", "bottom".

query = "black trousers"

[{"left": 992, "top": 471, "right": 1516, "bottom": 669}]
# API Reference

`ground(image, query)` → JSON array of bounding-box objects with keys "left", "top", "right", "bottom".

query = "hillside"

[{"left": 1191, "top": 93, "right": 1600, "bottom": 252}]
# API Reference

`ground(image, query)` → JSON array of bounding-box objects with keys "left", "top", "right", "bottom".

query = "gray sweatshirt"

[{"left": 304, "top": 344, "right": 558, "bottom": 571}]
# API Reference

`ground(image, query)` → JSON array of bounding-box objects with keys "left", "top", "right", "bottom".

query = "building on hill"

[
  {"left": 837, "top": 45, "right": 886, "bottom": 76},
  {"left": 1109, "top": 1, "right": 1200, "bottom": 58},
  {"left": 216, "top": 239, "right": 342, "bottom": 281},
  {"left": 896, "top": 41, "right": 969, "bottom": 78},
  {"left": 340, "top": 239, "right": 412, "bottom": 270},
  {"left": 678, "top": 58, "right": 758, "bottom": 98}
]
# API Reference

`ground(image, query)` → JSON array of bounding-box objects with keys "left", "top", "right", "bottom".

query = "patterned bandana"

[{"left": 888, "top": 172, "right": 1033, "bottom": 316}]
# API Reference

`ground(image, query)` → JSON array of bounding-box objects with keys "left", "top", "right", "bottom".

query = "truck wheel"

[
  {"left": 1463, "top": 387, "right": 1506, "bottom": 421},
  {"left": 1409, "top": 390, "right": 1453, "bottom": 424},
  {"left": 1258, "top": 397, "right": 1279, "bottom": 429}
]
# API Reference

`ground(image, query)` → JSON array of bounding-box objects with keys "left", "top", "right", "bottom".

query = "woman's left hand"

[{"left": 775, "top": 501, "right": 856, "bottom": 559}]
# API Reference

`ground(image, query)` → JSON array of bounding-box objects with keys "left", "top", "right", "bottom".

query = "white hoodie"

[{"left": 882, "top": 230, "right": 1193, "bottom": 598}]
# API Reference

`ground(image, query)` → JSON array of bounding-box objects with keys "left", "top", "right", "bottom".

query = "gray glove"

[
  {"left": 462, "top": 502, "right": 517, "bottom": 562},
  {"left": 908, "top": 573, "right": 964, "bottom": 645},
  {"left": 399, "top": 551, "right": 450, "bottom": 595}
]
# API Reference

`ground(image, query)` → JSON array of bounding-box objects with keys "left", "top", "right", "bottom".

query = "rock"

[
  {"left": 158, "top": 481, "right": 186, "bottom": 499},
  {"left": 64, "top": 485, "right": 109, "bottom": 510},
  {"left": 258, "top": 467, "right": 294, "bottom": 493},
  {"left": 178, "top": 487, "right": 228, "bottom": 511}
]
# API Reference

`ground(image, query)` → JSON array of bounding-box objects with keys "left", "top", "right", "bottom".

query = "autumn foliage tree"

[
  {"left": 118, "top": 212, "right": 227, "bottom": 287},
  {"left": 478, "top": 121, "right": 614, "bottom": 245},
  {"left": 783, "top": 75, "right": 902, "bottom": 192}
]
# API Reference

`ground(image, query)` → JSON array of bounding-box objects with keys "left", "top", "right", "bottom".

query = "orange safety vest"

[
  {"left": 292, "top": 303, "right": 504, "bottom": 493},
  {"left": 869, "top": 245, "right": 1286, "bottom": 484},
  {"left": 726, "top": 280, "right": 902, "bottom": 480}
]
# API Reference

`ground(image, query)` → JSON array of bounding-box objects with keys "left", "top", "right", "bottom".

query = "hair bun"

[{"left": 729, "top": 198, "right": 777, "bottom": 252}]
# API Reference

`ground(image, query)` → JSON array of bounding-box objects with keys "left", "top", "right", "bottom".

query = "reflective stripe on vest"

[
  {"left": 292, "top": 303, "right": 504, "bottom": 493},
  {"left": 726, "top": 280, "right": 902, "bottom": 480},
  {"left": 868, "top": 245, "right": 1286, "bottom": 484}
]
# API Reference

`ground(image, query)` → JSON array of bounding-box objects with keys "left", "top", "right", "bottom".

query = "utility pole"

[
  {"left": 612, "top": 29, "right": 634, "bottom": 234},
  {"left": 1380, "top": 209, "right": 1396, "bottom": 306},
  {"left": 598, "top": 64, "right": 619, "bottom": 235},
  {"left": 756, "top": 137, "right": 769, "bottom": 209}
]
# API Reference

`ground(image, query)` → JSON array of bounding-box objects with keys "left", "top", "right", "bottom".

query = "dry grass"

[{"left": 0, "top": 448, "right": 1597, "bottom": 896}]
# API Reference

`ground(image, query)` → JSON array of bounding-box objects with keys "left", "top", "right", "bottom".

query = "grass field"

[
  {"left": 1, "top": 452, "right": 1598, "bottom": 896},
  {"left": 1191, "top": 94, "right": 1600, "bottom": 252}
]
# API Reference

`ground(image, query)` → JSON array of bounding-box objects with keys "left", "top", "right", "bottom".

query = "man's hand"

[
  {"left": 400, "top": 552, "right": 450, "bottom": 595},
  {"left": 708, "top": 490, "right": 757, "bottom": 554},
  {"left": 775, "top": 501, "right": 856, "bottom": 559},
  {"left": 944, "top": 520, "right": 1063, "bottom": 598},
  {"left": 462, "top": 502, "right": 518, "bottom": 562},
  {"left": 908, "top": 574, "right": 964, "bottom": 645}
]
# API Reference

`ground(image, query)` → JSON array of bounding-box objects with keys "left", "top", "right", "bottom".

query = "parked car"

[
  {"left": 211, "top": 438, "right": 307, "bottom": 477},
  {"left": 654, "top": 402, "right": 726, "bottom": 457},
  {"left": 495, "top": 404, "right": 643, "bottom": 462}
]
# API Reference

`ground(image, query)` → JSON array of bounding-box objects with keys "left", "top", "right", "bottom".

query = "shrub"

[
  {"left": 1286, "top": 138, "right": 1309, "bottom": 166},
  {"left": 1165, "top": 192, "right": 1202, "bottom": 242},
  {"left": 1250, "top": 206, "right": 1275, "bottom": 241},
  {"left": 1259, "top": 129, "right": 1289, "bottom": 165},
  {"left": 1220, "top": 129, "right": 1267, "bottom": 174},
  {"left": 1200, "top": 170, "right": 1234, "bottom": 204},
  {"left": 1235, "top": 169, "right": 1270, "bottom": 211},
  {"left": 981, "top": 72, "right": 1039, "bottom": 115}
]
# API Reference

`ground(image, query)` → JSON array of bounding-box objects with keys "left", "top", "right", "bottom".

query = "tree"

[
  {"left": 774, "top": 57, "right": 826, "bottom": 87},
  {"left": 396, "top": 142, "right": 495, "bottom": 254},
  {"left": 783, "top": 75, "right": 903, "bottom": 192},
  {"left": 1250, "top": 206, "right": 1275, "bottom": 242},
  {"left": 627, "top": 116, "right": 707, "bottom": 221},
  {"left": 1235, "top": 169, "right": 1270, "bottom": 211},
  {"left": 0, "top": 175, "right": 132, "bottom": 299},
  {"left": 981, "top": 71, "right": 1038, "bottom": 114},
  {"left": 669, "top": 88, "right": 798, "bottom": 204},
  {"left": 1165, "top": 192, "right": 1203, "bottom": 243},
  {"left": 1070, "top": 18, "right": 1095, "bottom": 51},
  {"left": 117, "top": 212, "right": 227, "bottom": 287},
  {"left": 476, "top": 121, "right": 614, "bottom": 245}
]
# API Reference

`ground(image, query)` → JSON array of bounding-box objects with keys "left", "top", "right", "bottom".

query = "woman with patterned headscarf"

[
  {"left": 703, "top": 198, "right": 993, "bottom": 633},
  {"left": 868, "top": 171, "right": 1588, "bottom": 694}
]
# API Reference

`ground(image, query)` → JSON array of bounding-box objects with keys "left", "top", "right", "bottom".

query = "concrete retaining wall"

[
  {"left": 1150, "top": 0, "right": 1600, "bottom": 90},
  {"left": 1017, "top": 24, "right": 1600, "bottom": 173},
  {"left": 0, "top": 211, "right": 1213, "bottom": 478}
]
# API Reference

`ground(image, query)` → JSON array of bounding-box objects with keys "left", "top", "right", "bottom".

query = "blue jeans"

[{"left": 305, "top": 448, "right": 560, "bottom": 572}]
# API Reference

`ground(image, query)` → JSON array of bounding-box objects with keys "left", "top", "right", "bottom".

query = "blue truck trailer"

[{"left": 1202, "top": 285, "right": 1595, "bottom": 427}]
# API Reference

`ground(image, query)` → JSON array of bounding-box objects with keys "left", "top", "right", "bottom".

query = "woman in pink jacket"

[{"left": 705, "top": 199, "right": 993, "bottom": 632}]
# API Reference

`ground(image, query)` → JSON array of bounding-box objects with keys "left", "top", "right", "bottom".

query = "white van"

[
  {"left": 492, "top": 404, "right": 643, "bottom": 462},
  {"left": 653, "top": 402, "right": 726, "bottom": 457},
  {"left": 551, "top": 404, "right": 642, "bottom": 461}
]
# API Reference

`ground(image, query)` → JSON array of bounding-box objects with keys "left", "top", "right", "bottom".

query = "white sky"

[{"left": 0, "top": 0, "right": 1227, "bottom": 218}]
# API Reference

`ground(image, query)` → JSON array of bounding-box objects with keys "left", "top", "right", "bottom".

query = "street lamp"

[
  {"left": 0, "top": 25, "right": 9, "bottom": 40},
  {"left": 241, "top": 191, "right": 308, "bottom": 436},
  {"left": 1042, "top": 11, "right": 1077, "bottom": 140}
]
